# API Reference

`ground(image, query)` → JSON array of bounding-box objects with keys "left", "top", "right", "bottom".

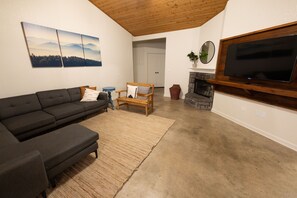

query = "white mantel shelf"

[{"left": 189, "top": 67, "right": 216, "bottom": 74}]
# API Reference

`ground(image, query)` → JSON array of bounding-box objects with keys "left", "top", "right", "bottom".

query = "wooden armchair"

[{"left": 116, "top": 82, "right": 154, "bottom": 116}]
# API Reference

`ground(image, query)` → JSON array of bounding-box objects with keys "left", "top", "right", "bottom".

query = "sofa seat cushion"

[
  {"left": 21, "top": 124, "right": 99, "bottom": 170},
  {"left": 74, "top": 100, "right": 107, "bottom": 111},
  {"left": 44, "top": 103, "right": 85, "bottom": 120},
  {"left": 1, "top": 111, "right": 55, "bottom": 136}
]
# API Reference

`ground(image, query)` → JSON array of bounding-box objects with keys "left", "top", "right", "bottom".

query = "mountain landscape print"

[
  {"left": 22, "top": 22, "right": 62, "bottom": 67},
  {"left": 22, "top": 22, "right": 102, "bottom": 67},
  {"left": 58, "top": 30, "right": 86, "bottom": 67},
  {"left": 82, "top": 35, "right": 102, "bottom": 66}
]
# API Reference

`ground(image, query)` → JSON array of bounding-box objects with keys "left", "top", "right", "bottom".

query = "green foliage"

[
  {"left": 30, "top": 55, "right": 102, "bottom": 67},
  {"left": 199, "top": 50, "right": 208, "bottom": 62},
  {"left": 85, "top": 59, "right": 102, "bottom": 66},
  {"left": 187, "top": 51, "right": 198, "bottom": 62},
  {"left": 30, "top": 54, "right": 62, "bottom": 67},
  {"left": 62, "top": 56, "right": 86, "bottom": 66}
]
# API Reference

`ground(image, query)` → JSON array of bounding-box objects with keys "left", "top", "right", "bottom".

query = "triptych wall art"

[{"left": 21, "top": 22, "right": 102, "bottom": 67}]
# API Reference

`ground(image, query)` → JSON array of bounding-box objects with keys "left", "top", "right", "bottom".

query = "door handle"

[{"left": 155, "top": 72, "right": 159, "bottom": 74}]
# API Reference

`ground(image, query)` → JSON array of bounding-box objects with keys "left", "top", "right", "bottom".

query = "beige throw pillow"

[
  {"left": 80, "top": 88, "right": 100, "bottom": 102},
  {"left": 80, "top": 86, "right": 96, "bottom": 99}
]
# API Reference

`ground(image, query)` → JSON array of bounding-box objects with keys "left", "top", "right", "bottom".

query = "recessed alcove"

[{"left": 208, "top": 21, "right": 297, "bottom": 111}]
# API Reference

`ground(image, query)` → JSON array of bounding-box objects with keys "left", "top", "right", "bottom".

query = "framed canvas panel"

[
  {"left": 82, "top": 35, "right": 102, "bottom": 66},
  {"left": 58, "top": 30, "right": 86, "bottom": 67},
  {"left": 21, "top": 22, "right": 62, "bottom": 67}
]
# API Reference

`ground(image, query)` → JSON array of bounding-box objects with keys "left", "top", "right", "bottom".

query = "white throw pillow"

[
  {"left": 80, "top": 88, "right": 100, "bottom": 102},
  {"left": 127, "top": 85, "right": 138, "bottom": 98}
]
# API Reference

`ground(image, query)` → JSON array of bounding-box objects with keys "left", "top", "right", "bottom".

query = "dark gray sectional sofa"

[
  {"left": 0, "top": 87, "right": 108, "bottom": 198},
  {"left": 0, "top": 87, "right": 108, "bottom": 141}
]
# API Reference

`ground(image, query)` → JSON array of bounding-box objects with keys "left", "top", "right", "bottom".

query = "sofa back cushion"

[
  {"left": 0, "top": 94, "right": 41, "bottom": 120},
  {"left": 36, "top": 89, "right": 71, "bottom": 108},
  {"left": 67, "top": 87, "right": 81, "bottom": 102}
]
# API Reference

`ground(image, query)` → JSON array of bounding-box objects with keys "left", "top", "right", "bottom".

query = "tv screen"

[{"left": 224, "top": 35, "right": 297, "bottom": 82}]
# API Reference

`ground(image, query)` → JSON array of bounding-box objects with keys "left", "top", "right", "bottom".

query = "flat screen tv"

[{"left": 224, "top": 35, "right": 297, "bottom": 82}]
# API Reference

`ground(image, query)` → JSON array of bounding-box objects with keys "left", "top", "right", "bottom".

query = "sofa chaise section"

[
  {"left": 0, "top": 123, "right": 99, "bottom": 187},
  {"left": 0, "top": 94, "right": 56, "bottom": 140},
  {"left": 24, "top": 123, "right": 99, "bottom": 183}
]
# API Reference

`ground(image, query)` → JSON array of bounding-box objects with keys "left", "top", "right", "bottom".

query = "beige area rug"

[{"left": 47, "top": 110, "right": 175, "bottom": 198}]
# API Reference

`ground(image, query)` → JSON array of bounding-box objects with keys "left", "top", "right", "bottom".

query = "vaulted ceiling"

[{"left": 89, "top": 0, "right": 228, "bottom": 36}]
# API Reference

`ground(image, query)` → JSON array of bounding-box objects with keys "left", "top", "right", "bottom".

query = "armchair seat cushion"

[
  {"left": 44, "top": 103, "right": 84, "bottom": 120},
  {"left": 1, "top": 111, "right": 55, "bottom": 136},
  {"left": 117, "top": 97, "right": 149, "bottom": 105},
  {"left": 75, "top": 100, "right": 107, "bottom": 111}
]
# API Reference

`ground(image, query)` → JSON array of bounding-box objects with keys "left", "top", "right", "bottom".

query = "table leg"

[{"left": 107, "top": 91, "right": 114, "bottom": 110}]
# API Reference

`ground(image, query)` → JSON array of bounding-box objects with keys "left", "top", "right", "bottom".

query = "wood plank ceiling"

[{"left": 89, "top": 0, "right": 228, "bottom": 36}]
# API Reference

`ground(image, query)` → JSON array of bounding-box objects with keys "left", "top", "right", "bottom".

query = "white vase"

[{"left": 192, "top": 60, "right": 198, "bottom": 68}]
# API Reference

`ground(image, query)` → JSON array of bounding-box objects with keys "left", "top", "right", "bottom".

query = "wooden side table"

[{"left": 102, "top": 87, "right": 116, "bottom": 110}]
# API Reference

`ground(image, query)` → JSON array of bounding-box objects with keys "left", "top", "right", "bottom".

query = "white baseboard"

[{"left": 212, "top": 108, "right": 297, "bottom": 152}]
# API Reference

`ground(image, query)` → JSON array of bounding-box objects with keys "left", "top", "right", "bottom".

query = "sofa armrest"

[
  {"left": 98, "top": 92, "right": 108, "bottom": 101},
  {"left": 0, "top": 123, "right": 19, "bottom": 149},
  {"left": 0, "top": 150, "right": 48, "bottom": 198}
]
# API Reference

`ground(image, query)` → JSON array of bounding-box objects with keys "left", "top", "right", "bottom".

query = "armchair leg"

[{"left": 116, "top": 100, "right": 120, "bottom": 110}]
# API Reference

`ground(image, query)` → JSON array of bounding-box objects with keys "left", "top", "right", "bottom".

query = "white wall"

[
  {"left": 197, "top": 11, "right": 225, "bottom": 69},
  {"left": 0, "top": 0, "right": 133, "bottom": 98},
  {"left": 133, "top": 28, "right": 200, "bottom": 98},
  {"left": 133, "top": 39, "right": 166, "bottom": 84},
  {"left": 222, "top": 0, "right": 297, "bottom": 38},
  {"left": 212, "top": 0, "right": 297, "bottom": 151}
]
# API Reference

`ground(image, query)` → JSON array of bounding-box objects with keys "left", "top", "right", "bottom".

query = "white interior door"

[{"left": 147, "top": 53, "right": 165, "bottom": 87}]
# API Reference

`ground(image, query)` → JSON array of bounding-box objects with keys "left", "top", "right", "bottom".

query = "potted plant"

[{"left": 187, "top": 51, "right": 199, "bottom": 67}]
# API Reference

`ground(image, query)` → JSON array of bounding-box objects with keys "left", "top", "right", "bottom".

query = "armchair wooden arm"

[
  {"left": 116, "top": 90, "right": 127, "bottom": 98},
  {"left": 137, "top": 93, "right": 154, "bottom": 101}
]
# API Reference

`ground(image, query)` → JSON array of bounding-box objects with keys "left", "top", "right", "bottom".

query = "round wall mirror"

[{"left": 199, "top": 41, "right": 215, "bottom": 64}]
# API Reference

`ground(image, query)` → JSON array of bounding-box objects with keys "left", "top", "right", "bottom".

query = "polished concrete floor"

[{"left": 116, "top": 88, "right": 297, "bottom": 198}]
